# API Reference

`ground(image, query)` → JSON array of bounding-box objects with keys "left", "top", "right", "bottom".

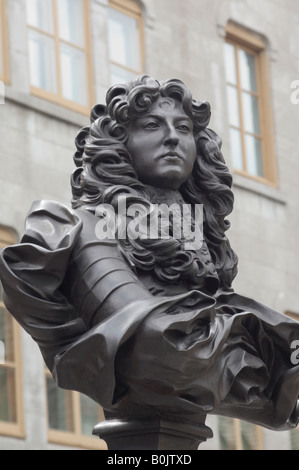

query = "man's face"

[{"left": 126, "top": 97, "right": 196, "bottom": 190}]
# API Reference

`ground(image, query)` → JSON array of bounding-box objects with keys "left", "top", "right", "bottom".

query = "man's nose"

[{"left": 164, "top": 125, "right": 179, "bottom": 146}]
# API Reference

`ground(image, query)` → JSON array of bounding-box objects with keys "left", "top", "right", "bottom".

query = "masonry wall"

[{"left": 0, "top": 0, "right": 299, "bottom": 450}]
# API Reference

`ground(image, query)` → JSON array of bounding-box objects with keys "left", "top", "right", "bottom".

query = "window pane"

[
  {"left": 219, "top": 416, "right": 238, "bottom": 450},
  {"left": 242, "top": 92, "right": 260, "bottom": 134},
  {"left": 230, "top": 128, "right": 243, "bottom": 171},
  {"left": 80, "top": 394, "right": 104, "bottom": 436},
  {"left": 57, "top": 0, "right": 84, "bottom": 47},
  {"left": 46, "top": 376, "right": 75, "bottom": 431},
  {"left": 239, "top": 49, "right": 257, "bottom": 92},
  {"left": 0, "top": 307, "right": 14, "bottom": 363},
  {"left": 241, "top": 421, "right": 260, "bottom": 450},
  {"left": 108, "top": 8, "right": 141, "bottom": 71},
  {"left": 224, "top": 43, "right": 237, "bottom": 85},
  {"left": 245, "top": 134, "right": 264, "bottom": 177},
  {"left": 290, "top": 429, "right": 299, "bottom": 450},
  {"left": 26, "top": 0, "right": 54, "bottom": 34},
  {"left": 110, "top": 63, "right": 137, "bottom": 86},
  {"left": 0, "top": 368, "right": 17, "bottom": 423},
  {"left": 60, "top": 43, "right": 88, "bottom": 106},
  {"left": 28, "top": 29, "right": 57, "bottom": 93},
  {"left": 226, "top": 85, "right": 240, "bottom": 127}
]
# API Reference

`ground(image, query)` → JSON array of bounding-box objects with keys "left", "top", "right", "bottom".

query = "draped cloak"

[{"left": 1, "top": 200, "right": 299, "bottom": 431}]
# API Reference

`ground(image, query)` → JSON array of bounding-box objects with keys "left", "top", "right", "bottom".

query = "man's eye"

[
  {"left": 143, "top": 122, "right": 159, "bottom": 129},
  {"left": 177, "top": 124, "right": 191, "bottom": 132}
]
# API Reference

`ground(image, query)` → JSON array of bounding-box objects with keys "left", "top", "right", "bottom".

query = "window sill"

[
  {"left": 4, "top": 86, "right": 90, "bottom": 128},
  {"left": 48, "top": 430, "right": 107, "bottom": 450},
  {"left": 232, "top": 173, "right": 287, "bottom": 205},
  {"left": 0, "top": 423, "right": 26, "bottom": 440}
]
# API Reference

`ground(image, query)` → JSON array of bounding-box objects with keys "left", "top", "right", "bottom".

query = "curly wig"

[{"left": 71, "top": 75, "right": 238, "bottom": 290}]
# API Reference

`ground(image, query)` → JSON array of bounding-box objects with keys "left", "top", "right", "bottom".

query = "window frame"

[
  {"left": 26, "top": 0, "right": 94, "bottom": 115},
  {"left": 108, "top": 0, "right": 145, "bottom": 84},
  {"left": 45, "top": 369, "right": 107, "bottom": 450},
  {"left": 225, "top": 23, "right": 277, "bottom": 186},
  {"left": 0, "top": 0, "right": 9, "bottom": 84},
  {"left": 0, "top": 228, "right": 25, "bottom": 439}
]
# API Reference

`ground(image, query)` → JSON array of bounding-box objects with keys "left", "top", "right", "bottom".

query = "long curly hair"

[{"left": 71, "top": 75, "right": 238, "bottom": 290}]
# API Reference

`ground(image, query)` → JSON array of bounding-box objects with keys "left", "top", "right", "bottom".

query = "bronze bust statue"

[{"left": 1, "top": 75, "right": 299, "bottom": 448}]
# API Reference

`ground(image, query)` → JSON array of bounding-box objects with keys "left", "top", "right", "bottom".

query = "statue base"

[{"left": 93, "top": 417, "right": 213, "bottom": 450}]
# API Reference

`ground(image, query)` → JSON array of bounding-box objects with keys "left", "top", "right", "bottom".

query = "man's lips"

[{"left": 159, "top": 151, "right": 182, "bottom": 160}]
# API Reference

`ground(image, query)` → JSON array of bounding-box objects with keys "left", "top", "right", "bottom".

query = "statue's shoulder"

[
  {"left": 26, "top": 200, "right": 80, "bottom": 224},
  {"left": 26, "top": 200, "right": 98, "bottom": 227},
  {"left": 23, "top": 200, "right": 123, "bottom": 257},
  {"left": 23, "top": 200, "right": 83, "bottom": 251}
]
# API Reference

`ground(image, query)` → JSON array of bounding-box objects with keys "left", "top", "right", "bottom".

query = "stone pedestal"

[{"left": 93, "top": 417, "right": 213, "bottom": 450}]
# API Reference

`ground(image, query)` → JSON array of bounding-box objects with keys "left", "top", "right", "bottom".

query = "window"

[
  {"left": 290, "top": 428, "right": 299, "bottom": 450},
  {"left": 219, "top": 416, "right": 264, "bottom": 450},
  {"left": 108, "top": 0, "right": 144, "bottom": 85},
  {"left": 224, "top": 23, "right": 276, "bottom": 185},
  {"left": 0, "top": 0, "right": 9, "bottom": 84},
  {"left": 45, "top": 370, "right": 107, "bottom": 449},
  {"left": 0, "top": 228, "right": 24, "bottom": 438},
  {"left": 26, "top": 0, "right": 93, "bottom": 114}
]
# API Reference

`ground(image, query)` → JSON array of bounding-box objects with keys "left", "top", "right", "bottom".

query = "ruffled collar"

[{"left": 143, "top": 184, "right": 186, "bottom": 206}]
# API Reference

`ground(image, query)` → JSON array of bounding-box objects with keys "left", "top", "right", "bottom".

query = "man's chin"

[{"left": 145, "top": 172, "right": 188, "bottom": 191}]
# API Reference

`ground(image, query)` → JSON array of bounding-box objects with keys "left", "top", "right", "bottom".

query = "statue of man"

[{"left": 1, "top": 75, "right": 299, "bottom": 432}]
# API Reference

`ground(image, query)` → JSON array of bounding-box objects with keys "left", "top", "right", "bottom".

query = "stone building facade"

[{"left": 0, "top": 0, "right": 299, "bottom": 450}]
